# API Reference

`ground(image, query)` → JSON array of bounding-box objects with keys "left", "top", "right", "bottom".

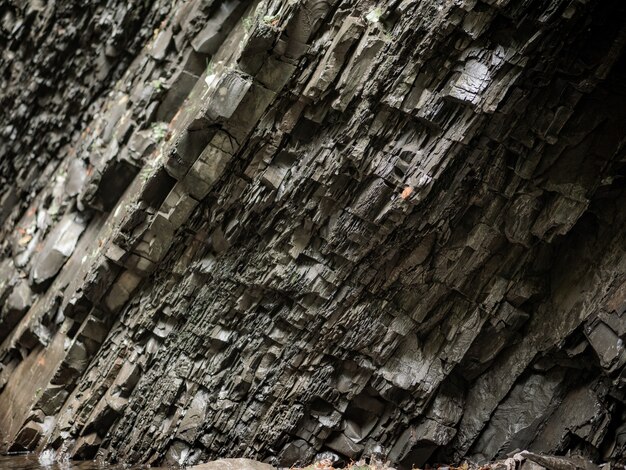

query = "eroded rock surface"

[{"left": 1, "top": 0, "right": 625, "bottom": 469}]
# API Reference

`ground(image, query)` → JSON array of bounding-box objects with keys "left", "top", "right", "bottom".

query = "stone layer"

[{"left": 1, "top": 0, "right": 626, "bottom": 468}]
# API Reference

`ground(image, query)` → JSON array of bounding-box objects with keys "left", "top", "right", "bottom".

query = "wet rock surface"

[{"left": 1, "top": 0, "right": 626, "bottom": 469}]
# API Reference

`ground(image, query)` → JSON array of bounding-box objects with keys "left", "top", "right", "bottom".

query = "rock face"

[{"left": 0, "top": 0, "right": 625, "bottom": 468}]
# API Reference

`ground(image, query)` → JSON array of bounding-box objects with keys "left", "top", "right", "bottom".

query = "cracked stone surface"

[{"left": 0, "top": 0, "right": 625, "bottom": 469}]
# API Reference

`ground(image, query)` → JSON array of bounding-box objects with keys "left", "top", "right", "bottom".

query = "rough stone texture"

[{"left": 0, "top": 0, "right": 626, "bottom": 469}]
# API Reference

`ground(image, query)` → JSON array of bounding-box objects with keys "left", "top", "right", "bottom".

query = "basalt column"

[{"left": 0, "top": 0, "right": 625, "bottom": 468}]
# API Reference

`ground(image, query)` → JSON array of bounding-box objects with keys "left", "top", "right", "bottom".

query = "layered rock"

[{"left": 0, "top": 0, "right": 625, "bottom": 469}]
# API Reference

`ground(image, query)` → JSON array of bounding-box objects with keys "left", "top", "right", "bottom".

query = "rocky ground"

[
  {"left": 0, "top": 453, "right": 620, "bottom": 470},
  {"left": 194, "top": 452, "right": 623, "bottom": 470}
]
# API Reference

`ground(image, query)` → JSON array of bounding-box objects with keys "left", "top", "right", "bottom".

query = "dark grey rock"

[
  {"left": 30, "top": 214, "right": 86, "bottom": 285},
  {"left": 0, "top": 1, "right": 625, "bottom": 470}
]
